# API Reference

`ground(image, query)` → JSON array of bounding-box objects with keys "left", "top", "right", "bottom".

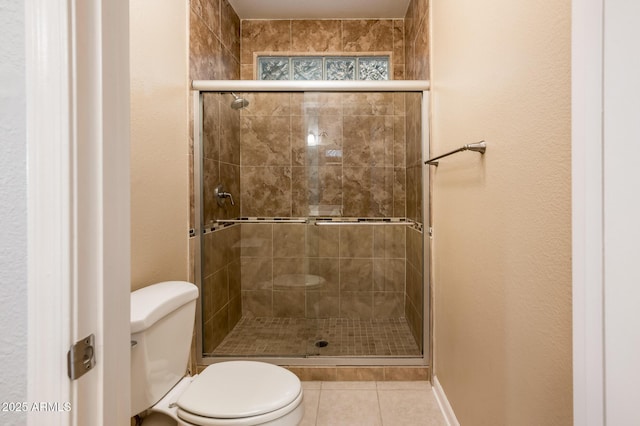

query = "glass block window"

[
  {"left": 326, "top": 58, "right": 356, "bottom": 80},
  {"left": 358, "top": 57, "right": 389, "bottom": 81},
  {"left": 292, "top": 57, "right": 323, "bottom": 80},
  {"left": 258, "top": 56, "right": 389, "bottom": 81},
  {"left": 258, "top": 57, "right": 290, "bottom": 80}
]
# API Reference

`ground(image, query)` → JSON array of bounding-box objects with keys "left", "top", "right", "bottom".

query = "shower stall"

[{"left": 193, "top": 80, "right": 430, "bottom": 366}]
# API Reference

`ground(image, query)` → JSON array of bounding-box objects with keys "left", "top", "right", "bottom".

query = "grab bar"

[{"left": 425, "top": 141, "right": 487, "bottom": 166}]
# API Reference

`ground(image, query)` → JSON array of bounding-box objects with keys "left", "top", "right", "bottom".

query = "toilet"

[{"left": 131, "top": 281, "right": 304, "bottom": 426}]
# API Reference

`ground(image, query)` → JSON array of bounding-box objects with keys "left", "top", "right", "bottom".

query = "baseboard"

[{"left": 432, "top": 375, "right": 460, "bottom": 426}]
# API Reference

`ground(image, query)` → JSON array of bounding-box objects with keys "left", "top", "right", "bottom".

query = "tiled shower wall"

[
  {"left": 240, "top": 224, "right": 407, "bottom": 320},
  {"left": 195, "top": 12, "right": 428, "bottom": 354},
  {"left": 240, "top": 19, "right": 405, "bottom": 80},
  {"left": 189, "top": 0, "right": 242, "bottom": 351},
  {"left": 200, "top": 90, "right": 424, "bottom": 353},
  {"left": 201, "top": 225, "right": 241, "bottom": 353},
  {"left": 403, "top": 0, "right": 430, "bottom": 348},
  {"left": 404, "top": 0, "right": 430, "bottom": 81},
  {"left": 404, "top": 93, "right": 424, "bottom": 346},
  {"left": 238, "top": 92, "right": 410, "bottom": 218},
  {"left": 202, "top": 93, "right": 240, "bottom": 224},
  {"left": 405, "top": 227, "right": 423, "bottom": 346},
  {"left": 190, "top": 0, "right": 240, "bottom": 82},
  {"left": 190, "top": 0, "right": 241, "bottom": 229}
]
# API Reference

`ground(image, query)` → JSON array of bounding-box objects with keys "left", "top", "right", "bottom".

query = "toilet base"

[
  {"left": 140, "top": 376, "right": 193, "bottom": 425},
  {"left": 140, "top": 412, "right": 178, "bottom": 426}
]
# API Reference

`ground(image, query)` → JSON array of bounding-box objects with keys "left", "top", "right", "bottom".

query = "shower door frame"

[{"left": 192, "top": 80, "right": 431, "bottom": 367}]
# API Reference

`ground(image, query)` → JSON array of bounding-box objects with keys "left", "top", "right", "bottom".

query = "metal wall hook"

[{"left": 425, "top": 140, "right": 487, "bottom": 166}]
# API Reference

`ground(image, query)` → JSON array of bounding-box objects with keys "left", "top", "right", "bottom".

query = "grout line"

[
  {"left": 312, "top": 382, "right": 322, "bottom": 426},
  {"left": 375, "top": 382, "right": 384, "bottom": 426}
]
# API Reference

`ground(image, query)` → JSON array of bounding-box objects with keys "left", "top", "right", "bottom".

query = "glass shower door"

[{"left": 197, "top": 89, "right": 425, "bottom": 360}]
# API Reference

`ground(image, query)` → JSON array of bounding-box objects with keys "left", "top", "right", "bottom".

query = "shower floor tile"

[{"left": 208, "top": 317, "right": 421, "bottom": 357}]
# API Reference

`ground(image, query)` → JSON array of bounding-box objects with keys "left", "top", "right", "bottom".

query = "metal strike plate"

[{"left": 67, "top": 334, "right": 96, "bottom": 380}]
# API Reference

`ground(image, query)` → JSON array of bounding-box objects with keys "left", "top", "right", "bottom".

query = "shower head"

[{"left": 230, "top": 93, "right": 249, "bottom": 110}]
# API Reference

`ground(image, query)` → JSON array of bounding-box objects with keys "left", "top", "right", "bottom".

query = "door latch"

[{"left": 67, "top": 334, "right": 96, "bottom": 380}]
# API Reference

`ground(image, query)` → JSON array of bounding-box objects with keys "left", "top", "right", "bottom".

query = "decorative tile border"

[
  {"left": 191, "top": 216, "right": 424, "bottom": 236},
  {"left": 200, "top": 220, "right": 240, "bottom": 235}
]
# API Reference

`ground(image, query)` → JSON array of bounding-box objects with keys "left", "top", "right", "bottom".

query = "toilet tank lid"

[{"left": 131, "top": 281, "right": 198, "bottom": 334}]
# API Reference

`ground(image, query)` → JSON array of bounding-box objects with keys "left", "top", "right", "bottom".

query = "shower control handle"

[{"left": 215, "top": 184, "right": 235, "bottom": 206}]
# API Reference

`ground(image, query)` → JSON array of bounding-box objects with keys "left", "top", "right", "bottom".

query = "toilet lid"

[{"left": 177, "top": 361, "right": 301, "bottom": 419}]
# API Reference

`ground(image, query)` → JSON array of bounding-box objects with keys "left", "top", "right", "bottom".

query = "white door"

[
  {"left": 26, "top": 0, "right": 130, "bottom": 424},
  {"left": 601, "top": 0, "right": 640, "bottom": 423},
  {"left": 573, "top": 0, "right": 640, "bottom": 424}
]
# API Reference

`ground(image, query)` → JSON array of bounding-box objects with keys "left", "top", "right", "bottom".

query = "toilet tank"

[{"left": 130, "top": 281, "right": 199, "bottom": 417}]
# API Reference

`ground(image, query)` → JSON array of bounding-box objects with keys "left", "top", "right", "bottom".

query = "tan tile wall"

[
  {"left": 202, "top": 92, "right": 241, "bottom": 225},
  {"left": 196, "top": 12, "right": 429, "bottom": 353},
  {"left": 190, "top": 0, "right": 240, "bottom": 81},
  {"left": 240, "top": 19, "right": 405, "bottom": 80},
  {"left": 240, "top": 223, "right": 406, "bottom": 320},
  {"left": 238, "top": 92, "right": 410, "bottom": 218},
  {"left": 402, "top": 1, "right": 428, "bottom": 350},
  {"left": 201, "top": 225, "right": 242, "bottom": 353},
  {"left": 405, "top": 227, "right": 423, "bottom": 349},
  {"left": 404, "top": 94, "right": 423, "bottom": 348},
  {"left": 220, "top": 88, "right": 421, "bottom": 342},
  {"left": 404, "top": 0, "right": 430, "bottom": 80},
  {"left": 190, "top": 0, "right": 242, "bottom": 353},
  {"left": 190, "top": 0, "right": 242, "bottom": 229}
]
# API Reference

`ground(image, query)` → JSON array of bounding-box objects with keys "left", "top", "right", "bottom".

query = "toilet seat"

[{"left": 175, "top": 361, "right": 303, "bottom": 426}]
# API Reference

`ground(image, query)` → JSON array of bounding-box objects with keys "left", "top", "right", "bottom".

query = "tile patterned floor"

[
  {"left": 209, "top": 317, "right": 422, "bottom": 357},
  {"left": 300, "top": 381, "right": 447, "bottom": 426}
]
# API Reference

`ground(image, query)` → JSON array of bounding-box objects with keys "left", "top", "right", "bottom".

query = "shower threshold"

[{"left": 205, "top": 317, "right": 421, "bottom": 358}]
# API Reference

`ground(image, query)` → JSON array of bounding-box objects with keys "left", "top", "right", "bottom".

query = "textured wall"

[
  {"left": 0, "top": 0, "right": 27, "bottom": 424},
  {"left": 130, "top": 0, "right": 190, "bottom": 290},
  {"left": 430, "top": 0, "right": 572, "bottom": 424}
]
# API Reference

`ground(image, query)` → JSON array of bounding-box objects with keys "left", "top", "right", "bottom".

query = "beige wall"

[
  {"left": 130, "top": 0, "right": 190, "bottom": 291},
  {"left": 430, "top": 0, "right": 572, "bottom": 424}
]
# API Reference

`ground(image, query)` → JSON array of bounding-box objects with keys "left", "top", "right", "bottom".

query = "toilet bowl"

[
  {"left": 131, "top": 281, "right": 304, "bottom": 426},
  {"left": 144, "top": 362, "right": 304, "bottom": 426}
]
